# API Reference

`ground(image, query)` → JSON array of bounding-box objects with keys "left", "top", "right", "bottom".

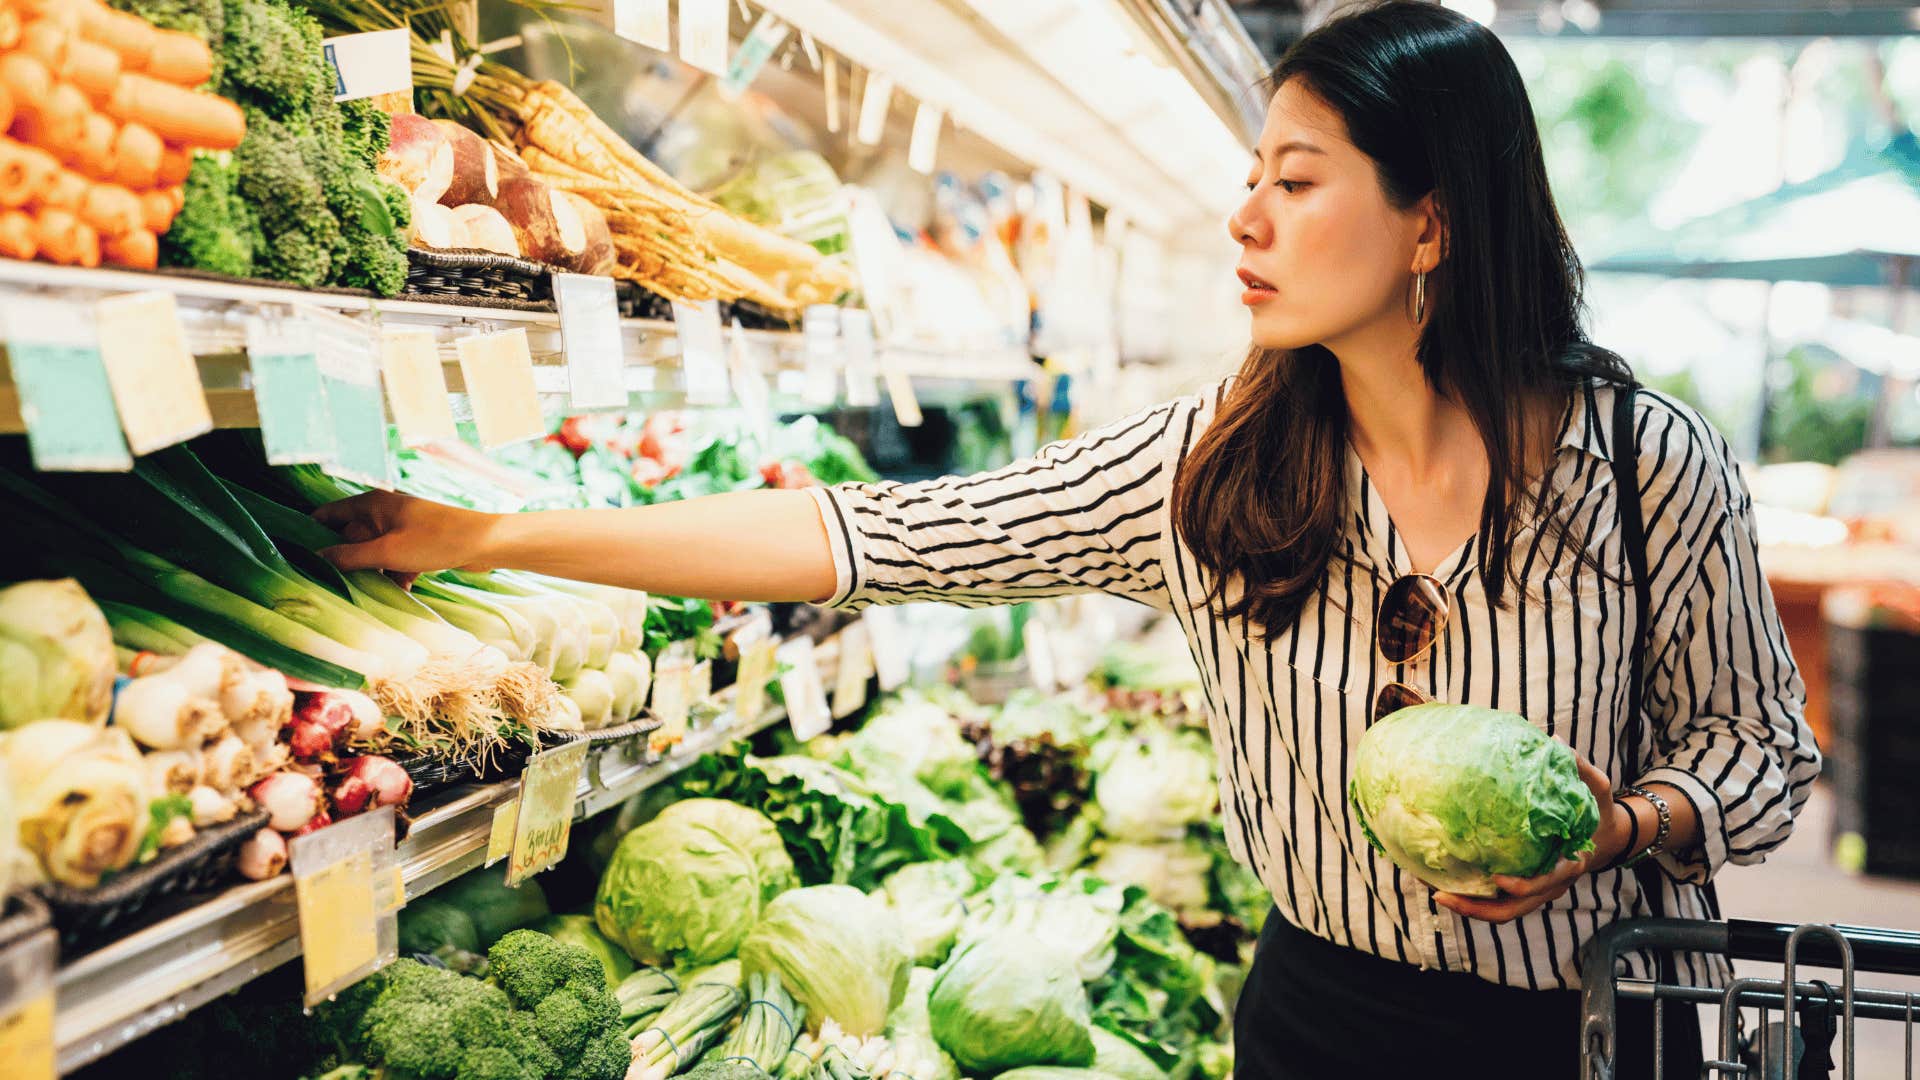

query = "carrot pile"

[{"left": 0, "top": 0, "right": 243, "bottom": 270}]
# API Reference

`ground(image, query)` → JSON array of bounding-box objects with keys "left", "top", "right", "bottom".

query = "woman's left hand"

[{"left": 1434, "top": 753, "right": 1630, "bottom": 925}]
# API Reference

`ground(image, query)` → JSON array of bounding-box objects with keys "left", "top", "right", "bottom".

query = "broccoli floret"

[
  {"left": 340, "top": 98, "right": 392, "bottom": 171},
  {"left": 219, "top": 0, "right": 324, "bottom": 115},
  {"left": 487, "top": 931, "right": 631, "bottom": 1080},
  {"left": 489, "top": 929, "right": 606, "bottom": 1008},
  {"left": 353, "top": 959, "right": 556, "bottom": 1080},
  {"left": 327, "top": 172, "right": 410, "bottom": 296},
  {"left": 161, "top": 155, "right": 257, "bottom": 277},
  {"left": 233, "top": 109, "right": 337, "bottom": 287},
  {"left": 569, "top": 1029, "right": 635, "bottom": 1080},
  {"left": 455, "top": 1047, "right": 539, "bottom": 1080}
]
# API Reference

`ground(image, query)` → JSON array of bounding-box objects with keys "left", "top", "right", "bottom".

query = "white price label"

[
  {"left": 831, "top": 619, "right": 874, "bottom": 717},
  {"left": 728, "top": 319, "right": 771, "bottom": 426},
  {"left": 801, "top": 304, "right": 840, "bottom": 406},
  {"left": 678, "top": 0, "right": 729, "bottom": 76},
  {"left": 883, "top": 352, "right": 923, "bottom": 427},
  {"left": 857, "top": 71, "right": 894, "bottom": 146},
  {"left": 613, "top": 0, "right": 670, "bottom": 50},
  {"left": 456, "top": 328, "right": 544, "bottom": 448},
  {"left": 554, "top": 273, "right": 627, "bottom": 409},
  {"left": 95, "top": 291, "right": 212, "bottom": 455},
  {"left": 379, "top": 327, "right": 457, "bottom": 446},
  {"left": 841, "top": 308, "right": 880, "bottom": 407},
  {"left": 777, "top": 636, "right": 832, "bottom": 742},
  {"left": 733, "top": 634, "right": 776, "bottom": 722},
  {"left": 909, "top": 102, "right": 944, "bottom": 175},
  {"left": 323, "top": 29, "right": 412, "bottom": 102},
  {"left": 863, "top": 607, "right": 911, "bottom": 691},
  {"left": 671, "top": 299, "right": 730, "bottom": 405},
  {"left": 1025, "top": 618, "right": 1059, "bottom": 692},
  {"left": 721, "top": 12, "right": 789, "bottom": 98},
  {"left": 652, "top": 644, "right": 694, "bottom": 742},
  {"left": 823, "top": 55, "right": 841, "bottom": 133}
]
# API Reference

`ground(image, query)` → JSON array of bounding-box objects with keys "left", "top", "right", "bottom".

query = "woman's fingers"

[{"left": 1434, "top": 891, "right": 1546, "bottom": 924}]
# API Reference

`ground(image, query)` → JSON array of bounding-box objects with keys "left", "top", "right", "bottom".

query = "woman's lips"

[{"left": 1238, "top": 268, "right": 1277, "bottom": 306}]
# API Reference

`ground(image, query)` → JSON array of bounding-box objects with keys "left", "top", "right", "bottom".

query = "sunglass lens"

[
  {"left": 1378, "top": 575, "right": 1448, "bottom": 664},
  {"left": 1372, "top": 683, "right": 1428, "bottom": 722}
]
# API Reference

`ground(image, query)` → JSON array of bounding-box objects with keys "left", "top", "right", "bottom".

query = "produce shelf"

[
  {"left": 0, "top": 260, "right": 1041, "bottom": 438},
  {"left": 51, "top": 629, "right": 845, "bottom": 1074}
]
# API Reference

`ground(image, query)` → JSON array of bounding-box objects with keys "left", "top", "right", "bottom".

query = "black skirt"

[{"left": 1233, "top": 912, "right": 1702, "bottom": 1079}]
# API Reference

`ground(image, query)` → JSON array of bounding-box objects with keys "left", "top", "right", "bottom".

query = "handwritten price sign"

[{"left": 507, "top": 740, "right": 588, "bottom": 886}]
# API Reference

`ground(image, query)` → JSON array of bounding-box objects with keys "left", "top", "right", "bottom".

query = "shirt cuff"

[
  {"left": 1634, "top": 765, "right": 1727, "bottom": 885},
  {"left": 805, "top": 485, "right": 860, "bottom": 608}
]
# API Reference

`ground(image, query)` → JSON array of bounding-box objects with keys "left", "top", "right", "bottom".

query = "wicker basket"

[
  {"left": 402, "top": 247, "right": 559, "bottom": 308},
  {"left": 394, "top": 739, "right": 535, "bottom": 797},
  {"left": 37, "top": 809, "right": 271, "bottom": 948}
]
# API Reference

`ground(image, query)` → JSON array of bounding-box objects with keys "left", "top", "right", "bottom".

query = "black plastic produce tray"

[
  {"left": 37, "top": 809, "right": 271, "bottom": 949},
  {"left": 402, "top": 247, "right": 559, "bottom": 308}
]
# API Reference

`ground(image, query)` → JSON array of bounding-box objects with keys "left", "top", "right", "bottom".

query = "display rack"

[{"left": 51, "top": 628, "right": 849, "bottom": 1073}]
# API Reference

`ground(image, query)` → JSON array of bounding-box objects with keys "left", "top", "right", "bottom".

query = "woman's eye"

[{"left": 1276, "top": 179, "right": 1306, "bottom": 194}]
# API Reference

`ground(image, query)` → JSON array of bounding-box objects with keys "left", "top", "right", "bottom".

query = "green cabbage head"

[
  {"left": 738, "top": 885, "right": 912, "bottom": 1038},
  {"left": 929, "top": 931, "right": 1096, "bottom": 1072},
  {"left": 594, "top": 798, "right": 796, "bottom": 965},
  {"left": 1348, "top": 702, "right": 1599, "bottom": 898}
]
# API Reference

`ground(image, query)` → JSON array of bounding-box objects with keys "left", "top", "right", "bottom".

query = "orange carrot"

[
  {"left": 78, "top": 7, "right": 154, "bottom": 70},
  {"left": 79, "top": 180, "right": 139, "bottom": 235},
  {"left": 19, "top": 20, "right": 69, "bottom": 76},
  {"left": 16, "top": 80, "right": 88, "bottom": 156},
  {"left": 0, "top": 139, "right": 57, "bottom": 207},
  {"left": 37, "top": 166, "right": 86, "bottom": 211},
  {"left": 103, "top": 226, "right": 154, "bottom": 269},
  {"left": 0, "top": 10, "right": 22, "bottom": 52},
  {"left": 166, "top": 183, "right": 183, "bottom": 214},
  {"left": 0, "top": 54, "right": 52, "bottom": 115},
  {"left": 155, "top": 143, "right": 189, "bottom": 186},
  {"left": 140, "top": 186, "right": 176, "bottom": 232},
  {"left": 17, "top": 0, "right": 87, "bottom": 36},
  {"left": 0, "top": 209, "right": 37, "bottom": 259},
  {"left": 34, "top": 207, "right": 99, "bottom": 267},
  {"left": 60, "top": 36, "right": 120, "bottom": 102},
  {"left": 0, "top": 85, "right": 12, "bottom": 136},
  {"left": 143, "top": 30, "right": 211, "bottom": 88},
  {"left": 73, "top": 110, "right": 113, "bottom": 179},
  {"left": 109, "top": 120, "right": 158, "bottom": 188},
  {"left": 105, "top": 73, "right": 242, "bottom": 150}
]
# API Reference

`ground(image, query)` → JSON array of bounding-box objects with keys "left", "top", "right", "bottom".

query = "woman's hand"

[
  {"left": 314, "top": 491, "right": 504, "bottom": 578},
  {"left": 1433, "top": 754, "right": 1631, "bottom": 925}
]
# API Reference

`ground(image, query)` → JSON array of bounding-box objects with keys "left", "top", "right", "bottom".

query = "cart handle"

[{"left": 1727, "top": 918, "right": 1920, "bottom": 976}]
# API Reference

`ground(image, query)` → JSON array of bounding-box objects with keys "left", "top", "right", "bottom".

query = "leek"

[
  {"left": 413, "top": 575, "right": 539, "bottom": 662},
  {"left": 99, "top": 600, "right": 210, "bottom": 655}
]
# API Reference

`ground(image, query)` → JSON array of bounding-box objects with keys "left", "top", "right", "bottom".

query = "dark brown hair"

[{"left": 1172, "top": 0, "right": 1632, "bottom": 634}]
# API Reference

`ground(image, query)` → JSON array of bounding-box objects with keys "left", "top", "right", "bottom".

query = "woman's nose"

[{"left": 1230, "top": 197, "right": 1269, "bottom": 248}]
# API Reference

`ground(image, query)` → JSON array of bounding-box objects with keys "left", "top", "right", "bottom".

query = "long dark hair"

[{"left": 1172, "top": 0, "right": 1632, "bottom": 634}]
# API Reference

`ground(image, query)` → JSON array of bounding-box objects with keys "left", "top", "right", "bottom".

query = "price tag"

[
  {"left": 247, "top": 317, "right": 334, "bottom": 465},
  {"left": 823, "top": 55, "right": 841, "bottom": 133},
  {"left": 0, "top": 922, "right": 54, "bottom": 1080},
  {"left": 864, "top": 607, "right": 911, "bottom": 691},
  {"left": 801, "top": 304, "right": 840, "bottom": 406},
  {"left": 690, "top": 659, "right": 713, "bottom": 709},
  {"left": 95, "top": 290, "right": 212, "bottom": 455},
  {"left": 507, "top": 739, "right": 588, "bottom": 886},
  {"left": 485, "top": 796, "right": 519, "bottom": 868},
  {"left": 777, "top": 636, "right": 831, "bottom": 741},
  {"left": 456, "top": 328, "right": 544, "bottom": 448},
  {"left": 1025, "top": 617, "right": 1059, "bottom": 692},
  {"left": 733, "top": 633, "right": 776, "bottom": 722},
  {"left": 857, "top": 71, "right": 894, "bottom": 146},
  {"left": 322, "top": 28, "right": 412, "bottom": 101},
  {"left": 613, "top": 0, "right": 670, "bottom": 49},
  {"left": 909, "top": 102, "right": 944, "bottom": 175},
  {"left": 841, "top": 308, "right": 880, "bottom": 407},
  {"left": 651, "top": 642, "right": 695, "bottom": 741},
  {"left": 317, "top": 322, "right": 393, "bottom": 489},
  {"left": 728, "top": 319, "right": 771, "bottom": 428},
  {"left": 721, "top": 12, "right": 789, "bottom": 98},
  {"left": 882, "top": 352, "right": 923, "bottom": 427},
  {"left": 671, "top": 299, "right": 730, "bottom": 405},
  {"left": 831, "top": 618, "right": 873, "bottom": 717},
  {"left": 291, "top": 807, "right": 398, "bottom": 1007},
  {"left": 553, "top": 273, "right": 627, "bottom": 409},
  {"left": 678, "top": 0, "right": 729, "bottom": 76},
  {"left": 378, "top": 327, "right": 457, "bottom": 446},
  {"left": 2, "top": 299, "right": 131, "bottom": 471}
]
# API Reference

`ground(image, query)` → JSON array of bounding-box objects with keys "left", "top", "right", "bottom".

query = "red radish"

[
  {"left": 555, "top": 191, "right": 614, "bottom": 275},
  {"left": 236, "top": 828, "right": 287, "bottom": 880},
  {"left": 431, "top": 119, "right": 497, "bottom": 207},
  {"left": 377, "top": 114, "right": 453, "bottom": 204},
  {"left": 293, "top": 810, "right": 333, "bottom": 837},
  {"left": 331, "top": 755, "right": 413, "bottom": 817},
  {"left": 408, "top": 198, "right": 463, "bottom": 249},
  {"left": 450, "top": 203, "right": 519, "bottom": 257},
  {"left": 249, "top": 771, "right": 324, "bottom": 833},
  {"left": 629, "top": 456, "right": 674, "bottom": 490},
  {"left": 638, "top": 412, "right": 689, "bottom": 471},
  {"left": 288, "top": 689, "right": 384, "bottom": 762},
  {"left": 489, "top": 176, "right": 584, "bottom": 266}
]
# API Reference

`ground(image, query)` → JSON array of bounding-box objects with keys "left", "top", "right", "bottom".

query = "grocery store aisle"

[{"left": 1698, "top": 782, "right": 1920, "bottom": 1074}]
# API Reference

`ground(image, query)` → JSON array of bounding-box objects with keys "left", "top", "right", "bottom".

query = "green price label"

[
  {"left": 323, "top": 373, "right": 392, "bottom": 489},
  {"left": 252, "top": 350, "right": 335, "bottom": 464},
  {"left": 5, "top": 340, "right": 133, "bottom": 471}
]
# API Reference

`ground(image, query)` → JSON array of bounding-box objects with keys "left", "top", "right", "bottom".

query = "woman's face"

[{"left": 1229, "top": 79, "right": 1435, "bottom": 352}]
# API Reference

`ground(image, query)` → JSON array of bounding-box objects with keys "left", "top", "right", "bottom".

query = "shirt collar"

[{"left": 1557, "top": 379, "right": 1615, "bottom": 463}]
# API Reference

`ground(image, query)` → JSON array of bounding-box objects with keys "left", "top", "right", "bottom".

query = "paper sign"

[
  {"left": 1025, "top": 618, "right": 1059, "bottom": 691},
  {"left": 857, "top": 71, "right": 894, "bottom": 146},
  {"left": 841, "top": 308, "right": 879, "bottom": 407},
  {"left": 678, "top": 0, "right": 729, "bottom": 76},
  {"left": 95, "top": 291, "right": 212, "bottom": 455},
  {"left": 316, "top": 318, "right": 392, "bottom": 488},
  {"left": 909, "top": 102, "right": 944, "bottom": 175},
  {"left": 614, "top": 0, "right": 670, "bottom": 49},
  {"left": 3, "top": 299, "right": 131, "bottom": 471},
  {"left": 247, "top": 318, "right": 334, "bottom": 464},
  {"left": 485, "top": 796, "right": 519, "bottom": 868},
  {"left": 0, "top": 924, "right": 54, "bottom": 1080},
  {"left": 823, "top": 55, "right": 841, "bottom": 133},
  {"left": 323, "top": 29, "right": 412, "bottom": 101},
  {"left": 379, "top": 327, "right": 457, "bottom": 446},
  {"left": 671, "top": 299, "right": 730, "bottom": 405},
  {"left": 831, "top": 618, "right": 873, "bottom": 717},
  {"left": 554, "top": 273, "right": 627, "bottom": 409},
  {"left": 801, "top": 304, "right": 839, "bottom": 406},
  {"left": 291, "top": 807, "right": 398, "bottom": 1006},
  {"left": 864, "top": 607, "right": 910, "bottom": 691},
  {"left": 690, "top": 659, "right": 713, "bottom": 711},
  {"left": 882, "top": 353, "right": 923, "bottom": 427},
  {"left": 507, "top": 739, "right": 588, "bottom": 886},
  {"left": 777, "top": 636, "right": 831, "bottom": 741},
  {"left": 733, "top": 634, "right": 776, "bottom": 722},
  {"left": 456, "top": 328, "right": 545, "bottom": 448},
  {"left": 721, "top": 12, "right": 788, "bottom": 97},
  {"left": 728, "top": 319, "right": 770, "bottom": 425},
  {"left": 652, "top": 643, "right": 695, "bottom": 741}
]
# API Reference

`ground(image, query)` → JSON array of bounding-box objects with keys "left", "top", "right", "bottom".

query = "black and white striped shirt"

[{"left": 807, "top": 378, "right": 1819, "bottom": 991}]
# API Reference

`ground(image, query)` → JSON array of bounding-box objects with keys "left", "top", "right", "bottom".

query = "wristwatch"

[{"left": 1618, "top": 785, "right": 1671, "bottom": 869}]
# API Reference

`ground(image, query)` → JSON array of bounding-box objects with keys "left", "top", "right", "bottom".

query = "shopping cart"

[{"left": 1580, "top": 918, "right": 1920, "bottom": 1079}]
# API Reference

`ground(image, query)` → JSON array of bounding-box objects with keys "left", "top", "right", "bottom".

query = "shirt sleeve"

[
  {"left": 804, "top": 397, "right": 1189, "bottom": 612},
  {"left": 1636, "top": 394, "right": 1821, "bottom": 884}
]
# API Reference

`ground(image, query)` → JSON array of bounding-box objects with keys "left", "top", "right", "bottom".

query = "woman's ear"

[{"left": 1411, "top": 192, "right": 1447, "bottom": 274}]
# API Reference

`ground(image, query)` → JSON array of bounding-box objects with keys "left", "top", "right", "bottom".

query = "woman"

[{"left": 318, "top": 3, "right": 1817, "bottom": 1074}]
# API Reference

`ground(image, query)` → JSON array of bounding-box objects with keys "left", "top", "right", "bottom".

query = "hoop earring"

[{"left": 1414, "top": 270, "right": 1428, "bottom": 323}]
